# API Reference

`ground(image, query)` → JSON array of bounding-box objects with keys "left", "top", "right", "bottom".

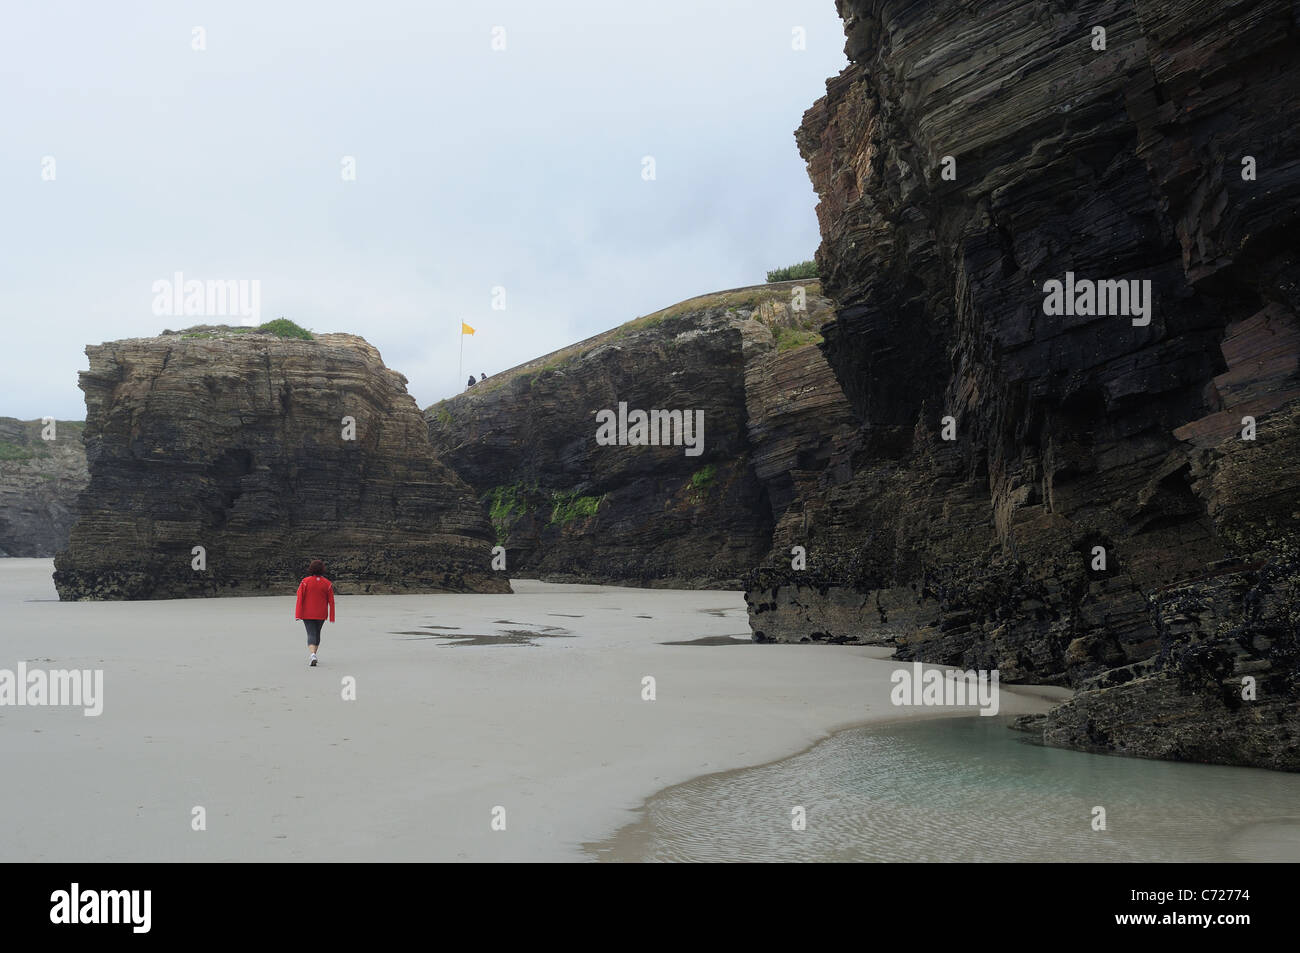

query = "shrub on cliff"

[
  {"left": 257, "top": 318, "right": 313, "bottom": 340},
  {"left": 173, "top": 319, "right": 314, "bottom": 340},
  {"left": 690, "top": 464, "right": 717, "bottom": 489},
  {"left": 766, "top": 260, "right": 819, "bottom": 282}
]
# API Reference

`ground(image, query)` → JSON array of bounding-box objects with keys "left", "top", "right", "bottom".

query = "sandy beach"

[{"left": 1, "top": 559, "right": 1066, "bottom": 862}]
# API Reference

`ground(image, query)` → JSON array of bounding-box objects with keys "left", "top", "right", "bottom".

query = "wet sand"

[{"left": 0, "top": 558, "right": 1063, "bottom": 861}]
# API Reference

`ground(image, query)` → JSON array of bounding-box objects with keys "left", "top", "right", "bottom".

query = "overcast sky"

[{"left": 1, "top": 1, "right": 847, "bottom": 419}]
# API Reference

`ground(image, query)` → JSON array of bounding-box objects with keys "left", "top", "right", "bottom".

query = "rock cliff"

[
  {"left": 0, "top": 417, "right": 88, "bottom": 557},
  {"left": 427, "top": 283, "right": 847, "bottom": 587},
  {"left": 745, "top": 0, "right": 1300, "bottom": 768},
  {"left": 54, "top": 328, "right": 507, "bottom": 599}
]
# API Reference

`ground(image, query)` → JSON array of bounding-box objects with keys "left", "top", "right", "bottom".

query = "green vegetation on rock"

[
  {"left": 486, "top": 483, "right": 530, "bottom": 544},
  {"left": 434, "top": 282, "right": 825, "bottom": 402},
  {"left": 256, "top": 318, "right": 314, "bottom": 340},
  {"left": 548, "top": 489, "right": 604, "bottom": 527},
  {"left": 428, "top": 401, "right": 453, "bottom": 427},
  {"left": 0, "top": 440, "right": 46, "bottom": 462},
  {"left": 632, "top": 288, "right": 777, "bottom": 329},
  {"left": 174, "top": 319, "right": 314, "bottom": 341},
  {"left": 690, "top": 464, "right": 717, "bottom": 489},
  {"left": 766, "top": 260, "right": 820, "bottom": 282},
  {"left": 774, "top": 326, "right": 823, "bottom": 352}
]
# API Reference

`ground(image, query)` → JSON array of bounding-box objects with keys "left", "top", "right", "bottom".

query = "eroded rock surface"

[
  {"left": 0, "top": 417, "right": 88, "bottom": 557},
  {"left": 55, "top": 329, "right": 507, "bottom": 599},
  {"left": 744, "top": 0, "right": 1300, "bottom": 769},
  {"left": 427, "top": 284, "right": 845, "bottom": 587}
]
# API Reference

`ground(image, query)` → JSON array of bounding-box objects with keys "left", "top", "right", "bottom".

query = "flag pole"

[{"left": 459, "top": 321, "right": 464, "bottom": 388}]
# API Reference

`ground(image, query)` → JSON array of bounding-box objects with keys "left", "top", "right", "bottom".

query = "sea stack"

[{"left": 54, "top": 327, "right": 508, "bottom": 599}]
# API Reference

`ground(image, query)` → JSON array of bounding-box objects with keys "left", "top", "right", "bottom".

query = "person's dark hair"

[{"left": 308, "top": 559, "right": 325, "bottom": 576}]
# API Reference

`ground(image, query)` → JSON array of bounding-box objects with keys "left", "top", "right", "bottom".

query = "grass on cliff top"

[
  {"left": 257, "top": 318, "right": 313, "bottom": 340},
  {"left": 172, "top": 318, "right": 314, "bottom": 341},
  {"left": 625, "top": 281, "right": 824, "bottom": 331},
  {"left": 766, "top": 260, "right": 819, "bottom": 282},
  {"left": 429, "top": 280, "right": 826, "bottom": 408},
  {"left": 0, "top": 420, "right": 83, "bottom": 462}
]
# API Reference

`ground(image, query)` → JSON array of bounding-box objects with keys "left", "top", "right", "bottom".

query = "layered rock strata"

[
  {"left": 0, "top": 417, "right": 89, "bottom": 557},
  {"left": 55, "top": 329, "right": 507, "bottom": 599},
  {"left": 427, "top": 283, "right": 849, "bottom": 587},
  {"left": 744, "top": 0, "right": 1300, "bottom": 768}
]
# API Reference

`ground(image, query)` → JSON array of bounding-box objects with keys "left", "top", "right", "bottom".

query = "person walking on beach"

[{"left": 294, "top": 559, "right": 335, "bottom": 667}]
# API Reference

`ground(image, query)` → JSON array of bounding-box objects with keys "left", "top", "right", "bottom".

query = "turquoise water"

[{"left": 596, "top": 717, "right": 1300, "bottom": 862}]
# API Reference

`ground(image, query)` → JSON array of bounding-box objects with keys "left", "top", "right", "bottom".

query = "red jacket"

[{"left": 295, "top": 575, "right": 335, "bottom": 622}]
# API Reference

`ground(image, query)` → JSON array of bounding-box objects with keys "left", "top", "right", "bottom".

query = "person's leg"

[{"left": 304, "top": 619, "right": 322, "bottom": 661}]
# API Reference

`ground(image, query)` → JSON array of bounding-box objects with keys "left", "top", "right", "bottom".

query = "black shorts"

[{"left": 303, "top": 619, "right": 325, "bottom": 645}]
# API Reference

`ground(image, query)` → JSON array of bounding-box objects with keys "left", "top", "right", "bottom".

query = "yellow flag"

[{"left": 461, "top": 322, "right": 476, "bottom": 335}]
